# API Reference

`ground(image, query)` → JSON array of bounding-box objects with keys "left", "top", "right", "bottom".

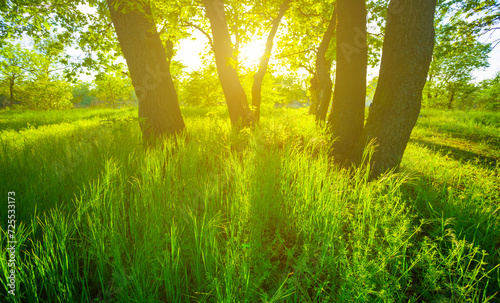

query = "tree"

[
  {"left": 424, "top": 5, "right": 490, "bottom": 109},
  {"left": 275, "top": 0, "right": 385, "bottom": 120},
  {"left": 327, "top": 0, "right": 367, "bottom": 163},
  {"left": 274, "top": 0, "right": 336, "bottom": 117},
  {"left": 314, "top": 5, "right": 337, "bottom": 122},
  {"left": 456, "top": 0, "right": 500, "bottom": 38},
  {"left": 251, "top": 0, "right": 290, "bottom": 122},
  {"left": 0, "top": 39, "right": 75, "bottom": 109},
  {"left": 355, "top": 0, "right": 437, "bottom": 178},
  {"left": 314, "top": 0, "right": 388, "bottom": 122},
  {"left": 22, "top": 77, "right": 73, "bottom": 110},
  {"left": 202, "top": 0, "right": 254, "bottom": 127},
  {"left": 1, "top": 0, "right": 108, "bottom": 78},
  {"left": 190, "top": 0, "right": 302, "bottom": 124},
  {"left": 2, "top": 0, "right": 185, "bottom": 142},
  {"left": 0, "top": 42, "right": 29, "bottom": 106},
  {"left": 72, "top": 81, "right": 95, "bottom": 107},
  {"left": 472, "top": 72, "right": 500, "bottom": 111},
  {"left": 106, "top": 0, "right": 185, "bottom": 143},
  {"left": 179, "top": 63, "right": 224, "bottom": 107},
  {"left": 273, "top": 73, "right": 308, "bottom": 105},
  {"left": 93, "top": 71, "right": 136, "bottom": 107}
]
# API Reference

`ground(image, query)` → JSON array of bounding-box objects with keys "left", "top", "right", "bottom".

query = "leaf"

[{"left": 43, "top": 20, "right": 51, "bottom": 31}]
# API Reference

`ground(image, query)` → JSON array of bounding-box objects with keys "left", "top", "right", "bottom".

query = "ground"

[{"left": 0, "top": 107, "right": 499, "bottom": 302}]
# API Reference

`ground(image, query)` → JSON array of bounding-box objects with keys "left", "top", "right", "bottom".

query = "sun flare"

[{"left": 238, "top": 37, "right": 267, "bottom": 68}]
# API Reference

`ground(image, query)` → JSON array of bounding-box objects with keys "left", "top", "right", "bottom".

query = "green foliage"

[
  {"left": 425, "top": 71, "right": 500, "bottom": 111},
  {"left": 71, "top": 81, "right": 95, "bottom": 107},
  {"left": 1, "top": 0, "right": 120, "bottom": 75},
  {"left": 276, "top": 0, "right": 386, "bottom": 78},
  {"left": 423, "top": 2, "right": 491, "bottom": 110},
  {"left": 271, "top": 73, "right": 308, "bottom": 105},
  {"left": 21, "top": 77, "right": 73, "bottom": 110},
  {"left": 366, "top": 76, "right": 378, "bottom": 105},
  {"left": 275, "top": 0, "right": 335, "bottom": 74},
  {"left": 0, "top": 41, "right": 34, "bottom": 106},
  {"left": 426, "top": 57, "right": 489, "bottom": 109},
  {"left": 179, "top": 63, "right": 224, "bottom": 107},
  {"left": 93, "top": 71, "right": 136, "bottom": 108},
  {"left": 178, "top": 63, "right": 307, "bottom": 108},
  {"left": 473, "top": 72, "right": 500, "bottom": 111},
  {"left": 1, "top": 108, "right": 498, "bottom": 302},
  {"left": 454, "top": 0, "right": 500, "bottom": 35},
  {"left": 0, "top": 39, "right": 79, "bottom": 109}
]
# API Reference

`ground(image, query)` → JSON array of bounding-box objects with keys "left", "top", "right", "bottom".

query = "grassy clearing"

[{"left": 0, "top": 107, "right": 499, "bottom": 302}]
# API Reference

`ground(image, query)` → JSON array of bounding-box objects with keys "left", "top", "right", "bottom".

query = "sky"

[{"left": 474, "top": 30, "right": 500, "bottom": 81}]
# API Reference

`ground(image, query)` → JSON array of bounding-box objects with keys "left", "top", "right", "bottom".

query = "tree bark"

[
  {"left": 327, "top": 0, "right": 367, "bottom": 162},
  {"left": 9, "top": 76, "right": 15, "bottom": 106},
  {"left": 355, "top": 0, "right": 437, "bottom": 178},
  {"left": 106, "top": 0, "right": 185, "bottom": 145},
  {"left": 315, "top": 6, "right": 337, "bottom": 122},
  {"left": 203, "top": 0, "right": 254, "bottom": 127},
  {"left": 427, "top": 72, "right": 434, "bottom": 101},
  {"left": 447, "top": 85, "right": 455, "bottom": 109},
  {"left": 252, "top": 0, "right": 289, "bottom": 122},
  {"left": 308, "top": 74, "right": 319, "bottom": 114}
]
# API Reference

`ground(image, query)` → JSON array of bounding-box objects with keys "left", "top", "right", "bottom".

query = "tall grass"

[{"left": 1, "top": 107, "right": 499, "bottom": 302}]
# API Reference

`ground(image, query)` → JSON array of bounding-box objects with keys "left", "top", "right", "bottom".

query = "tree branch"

[
  {"left": 299, "top": 64, "right": 314, "bottom": 75},
  {"left": 181, "top": 21, "right": 214, "bottom": 49},
  {"left": 275, "top": 48, "right": 317, "bottom": 59}
]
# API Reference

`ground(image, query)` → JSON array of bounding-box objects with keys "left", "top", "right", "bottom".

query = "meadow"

[{"left": 0, "top": 107, "right": 499, "bottom": 302}]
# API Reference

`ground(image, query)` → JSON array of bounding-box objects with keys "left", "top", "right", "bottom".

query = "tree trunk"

[
  {"left": 203, "top": 0, "right": 254, "bottom": 127},
  {"left": 315, "top": 6, "right": 337, "bottom": 122},
  {"left": 328, "top": 0, "right": 367, "bottom": 162},
  {"left": 308, "top": 74, "right": 319, "bottom": 114},
  {"left": 427, "top": 72, "right": 434, "bottom": 101},
  {"left": 447, "top": 86, "right": 455, "bottom": 109},
  {"left": 252, "top": 0, "right": 289, "bottom": 122},
  {"left": 9, "top": 76, "right": 15, "bottom": 106},
  {"left": 355, "top": 0, "right": 437, "bottom": 178},
  {"left": 106, "top": 0, "right": 185, "bottom": 145}
]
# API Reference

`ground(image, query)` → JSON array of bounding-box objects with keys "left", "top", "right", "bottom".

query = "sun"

[
  {"left": 176, "top": 32, "right": 269, "bottom": 72},
  {"left": 238, "top": 37, "right": 267, "bottom": 68}
]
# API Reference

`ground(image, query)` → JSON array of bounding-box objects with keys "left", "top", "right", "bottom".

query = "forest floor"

[{"left": 0, "top": 107, "right": 499, "bottom": 302}]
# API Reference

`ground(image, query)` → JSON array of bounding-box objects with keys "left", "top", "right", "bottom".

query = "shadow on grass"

[
  {"left": 447, "top": 132, "right": 500, "bottom": 150},
  {"left": 417, "top": 120, "right": 500, "bottom": 151},
  {"left": 0, "top": 118, "right": 141, "bottom": 228},
  {"left": 410, "top": 138, "right": 498, "bottom": 169},
  {"left": 400, "top": 175, "right": 500, "bottom": 299}
]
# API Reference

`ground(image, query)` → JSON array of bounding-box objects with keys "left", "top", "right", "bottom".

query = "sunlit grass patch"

[
  {"left": 0, "top": 107, "right": 499, "bottom": 302},
  {"left": 0, "top": 107, "right": 135, "bottom": 132}
]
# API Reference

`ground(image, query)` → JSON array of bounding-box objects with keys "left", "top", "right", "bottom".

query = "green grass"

[{"left": 0, "top": 106, "right": 499, "bottom": 302}]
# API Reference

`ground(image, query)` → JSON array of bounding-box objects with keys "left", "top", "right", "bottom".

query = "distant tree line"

[
  {"left": 0, "top": 40, "right": 139, "bottom": 109},
  {"left": 424, "top": 72, "right": 500, "bottom": 111}
]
